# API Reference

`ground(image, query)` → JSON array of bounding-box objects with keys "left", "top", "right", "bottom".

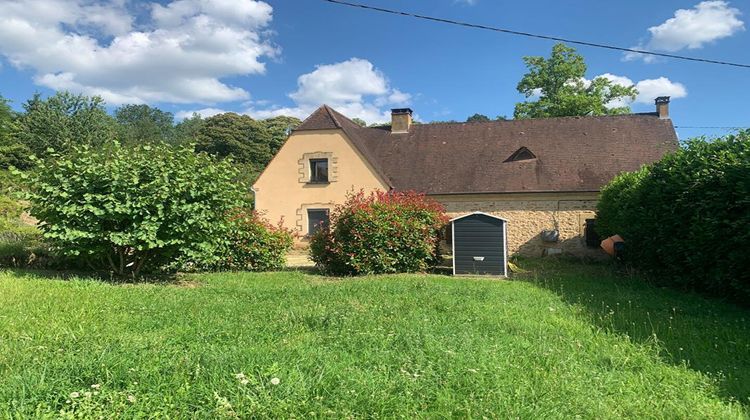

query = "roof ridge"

[
  {"left": 322, "top": 104, "right": 343, "bottom": 128},
  {"left": 397, "top": 113, "right": 662, "bottom": 129}
]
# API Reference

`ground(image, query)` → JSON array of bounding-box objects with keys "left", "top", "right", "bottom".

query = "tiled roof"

[{"left": 295, "top": 105, "right": 679, "bottom": 194}]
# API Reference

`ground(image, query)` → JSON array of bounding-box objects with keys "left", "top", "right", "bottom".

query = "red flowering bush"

[
  {"left": 310, "top": 190, "right": 449, "bottom": 275},
  {"left": 211, "top": 209, "right": 294, "bottom": 271}
]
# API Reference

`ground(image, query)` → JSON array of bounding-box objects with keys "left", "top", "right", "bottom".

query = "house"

[{"left": 252, "top": 97, "right": 678, "bottom": 257}]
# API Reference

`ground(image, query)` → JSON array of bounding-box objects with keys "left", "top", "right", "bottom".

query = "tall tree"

[
  {"left": 115, "top": 104, "right": 176, "bottom": 144},
  {"left": 514, "top": 43, "right": 637, "bottom": 119},
  {"left": 195, "top": 113, "right": 273, "bottom": 168},
  {"left": 466, "top": 113, "right": 491, "bottom": 123},
  {"left": 351, "top": 118, "right": 367, "bottom": 127},
  {"left": 0, "top": 94, "right": 32, "bottom": 170},
  {"left": 17, "top": 92, "right": 116, "bottom": 156},
  {"left": 174, "top": 113, "right": 206, "bottom": 145},
  {"left": 262, "top": 115, "right": 301, "bottom": 155}
]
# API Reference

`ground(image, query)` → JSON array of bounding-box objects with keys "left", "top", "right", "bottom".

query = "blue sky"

[{"left": 0, "top": 0, "right": 748, "bottom": 139}]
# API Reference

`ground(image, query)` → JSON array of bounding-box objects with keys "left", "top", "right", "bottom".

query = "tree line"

[{"left": 0, "top": 92, "right": 302, "bottom": 184}]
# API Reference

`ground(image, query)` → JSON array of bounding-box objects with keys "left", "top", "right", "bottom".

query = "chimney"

[
  {"left": 655, "top": 96, "right": 670, "bottom": 119},
  {"left": 391, "top": 108, "right": 413, "bottom": 133}
]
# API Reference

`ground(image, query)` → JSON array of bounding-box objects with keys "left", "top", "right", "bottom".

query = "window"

[
  {"left": 308, "top": 209, "right": 330, "bottom": 236},
  {"left": 584, "top": 219, "right": 600, "bottom": 248},
  {"left": 504, "top": 147, "right": 537, "bottom": 163},
  {"left": 309, "top": 159, "right": 329, "bottom": 183}
]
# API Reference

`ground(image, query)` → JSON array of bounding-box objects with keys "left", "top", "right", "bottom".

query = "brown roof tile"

[{"left": 296, "top": 106, "right": 679, "bottom": 194}]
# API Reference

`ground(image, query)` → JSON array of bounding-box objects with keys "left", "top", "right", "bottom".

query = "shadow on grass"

[
  {"left": 515, "top": 257, "right": 750, "bottom": 408},
  {"left": 0, "top": 268, "right": 183, "bottom": 285}
]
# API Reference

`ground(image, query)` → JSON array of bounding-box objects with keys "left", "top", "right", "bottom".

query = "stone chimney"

[
  {"left": 391, "top": 108, "right": 413, "bottom": 133},
  {"left": 655, "top": 96, "right": 670, "bottom": 119}
]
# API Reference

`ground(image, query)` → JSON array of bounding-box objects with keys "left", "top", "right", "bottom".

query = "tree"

[
  {"left": 466, "top": 113, "right": 491, "bottom": 123},
  {"left": 262, "top": 115, "right": 301, "bottom": 155},
  {"left": 195, "top": 113, "right": 274, "bottom": 168},
  {"left": 17, "top": 92, "right": 116, "bottom": 157},
  {"left": 514, "top": 43, "right": 637, "bottom": 119},
  {"left": 0, "top": 94, "right": 33, "bottom": 170},
  {"left": 174, "top": 113, "right": 206, "bottom": 145},
  {"left": 20, "top": 142, "right": 246, "bottom": 277},
  {"left": 115, "top": 104, "right": 175, "bottom": 144},
  {"left": 351, "top": 118, "right": 367, "bottom": 127}
]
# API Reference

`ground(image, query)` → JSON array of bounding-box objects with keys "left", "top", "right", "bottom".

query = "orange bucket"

[{"left": 600, "top": 235, "right": 624, "bottom": 256}]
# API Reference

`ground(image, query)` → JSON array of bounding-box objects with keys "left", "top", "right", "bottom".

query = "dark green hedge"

[{"left": 596, "top": 130, "right": 750, "bottom": 302}]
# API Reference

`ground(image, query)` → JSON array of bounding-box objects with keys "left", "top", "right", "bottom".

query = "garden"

[{"left": 1, "top": 90, "right": 749, "bottom": 417}]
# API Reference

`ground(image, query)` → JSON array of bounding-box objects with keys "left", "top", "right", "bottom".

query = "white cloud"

[
  {"left": 246, "top": 58, "right": 413, "bottom": 124},
  {"left": 0, "top": 0, "right": 276, "bottom": 104},
  {"left": 454, "top": 0, "right": 477, "bottom": 5},
  {"left": 596, "top": 73, "right": 687, "bottom": 107},
  {"left": 625, "top": 1, "right": 744, "bottom": 61}
]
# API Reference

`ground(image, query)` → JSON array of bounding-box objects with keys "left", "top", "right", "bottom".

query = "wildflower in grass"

[
  {"left": 127, "top": 395, "right": 136, "bottom": 403},
  {"left": 91, "top": 384, "right": 100, "bottom": 389},
  {"left": 240, "top": 379, "right": 249, "bottom": 385},
  {"left": 270, "top": 377, "right": 280, "bottom": 385},
  {"left": 235, "top": 373, "right": 246, "bottom": 380}
]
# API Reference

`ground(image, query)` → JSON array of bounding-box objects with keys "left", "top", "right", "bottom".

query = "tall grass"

[{"left": 0, "top": 264, "right": 746, "bottom": 418}]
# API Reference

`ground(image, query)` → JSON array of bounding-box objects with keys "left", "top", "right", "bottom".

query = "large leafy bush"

[
  {"left": 310, "top": 190, "right": 448, "bottom": 275},
  {"left": 208, "top": 209, "right": 294, "bottom": 272},
  {"left": 20, "top": 142, "right": 246, "bottom": 276},
  {"left": 596, "top": 131, "right": 750, "bottom": 301}
]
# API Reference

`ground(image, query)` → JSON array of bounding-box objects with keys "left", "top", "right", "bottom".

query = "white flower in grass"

[
  {"left": 69, "top": 392, "right": 80, "bottom": 398},
  {"left": 235, "top": 373, "right": 246, "bottom": 380},
  {"left": 127, "top": 395, "right": 137, "bottom": 403},
  {"left": 240, "top": 379, "right": 249, "bottom": 385},
  {"left": 270, "top": 377, "right": 280, "bottom": 385},
  {"left": 91, "top": 384, "right": 100, "bottom": 389}
]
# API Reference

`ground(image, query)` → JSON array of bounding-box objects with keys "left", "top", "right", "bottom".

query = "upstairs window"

[
  {"left": 309, "top": 158, "right": 329, "bottom": 183},
  {"left": 504, "top": 147, "right": 537, "bottom": 163}
]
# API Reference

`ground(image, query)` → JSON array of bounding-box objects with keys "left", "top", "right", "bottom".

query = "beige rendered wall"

[
  {"left": 432, "top": 192, "right": 604, "bottom": 258},
  {"left": 253, "top": 129, "right": 389, "bottom": 238}
]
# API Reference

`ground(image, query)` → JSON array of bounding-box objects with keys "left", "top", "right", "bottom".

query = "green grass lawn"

[{"left": 0, "top": 261, "right": 748, "bottom": 418}]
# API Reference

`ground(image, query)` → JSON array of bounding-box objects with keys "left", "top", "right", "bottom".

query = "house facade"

[{"left": 252, "top": 98, "right": 679, "bottom": 257}]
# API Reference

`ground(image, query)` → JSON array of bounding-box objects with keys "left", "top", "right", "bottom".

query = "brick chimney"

[
  {"left": 655, "top": 96, "right": 670, "bottom": 119},
  {"left": 391, "top": 108, "right": 412, "bottom": 133}
]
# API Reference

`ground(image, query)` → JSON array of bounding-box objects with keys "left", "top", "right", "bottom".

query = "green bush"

[
  {"left": 206, "top": 209, "right": 294, "bottom": 272},
  {"left": 310, "top": 190, "right": 448, "bottom": 276},
  {"left": 595, "top": 166, "right": 650, "bottom": 239},
  {"left": 0, "top": 195, "right": 52, "bottom": 268},
  {"left": 20, "top": 142, "right": 246, "bottom": 277},
  {"left": 596, "top": 131, "right": 750, "bottom": 302}
]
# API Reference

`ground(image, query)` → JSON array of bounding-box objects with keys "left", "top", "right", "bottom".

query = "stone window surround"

[{"left": 298, "top": 152, "right": 338, "bottom": 184}]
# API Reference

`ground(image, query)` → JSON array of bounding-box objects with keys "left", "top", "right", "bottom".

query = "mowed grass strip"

[{"left": 0, "top": 266, "right": 746, "bottom": 418}]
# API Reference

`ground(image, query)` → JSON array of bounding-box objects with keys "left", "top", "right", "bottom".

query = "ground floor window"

[{"left": 307, "top": 209, "right": 330, "bottom": 236}]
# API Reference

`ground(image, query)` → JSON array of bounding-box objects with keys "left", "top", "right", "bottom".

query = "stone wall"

[{"left": 432, "top": 192, "right": 604, "bottom": 258}]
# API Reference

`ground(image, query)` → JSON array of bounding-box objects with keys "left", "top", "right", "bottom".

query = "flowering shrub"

[
  {"left": 310, "top": 190, "right": 448, "bottom": 275},
  {"left": 210, "top": 209, "right": 294, "bottom": 271}
]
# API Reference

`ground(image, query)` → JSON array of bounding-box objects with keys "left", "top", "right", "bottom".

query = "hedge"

[{"left": 596, "top": 130, "right": 750, "bottom": 302}]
